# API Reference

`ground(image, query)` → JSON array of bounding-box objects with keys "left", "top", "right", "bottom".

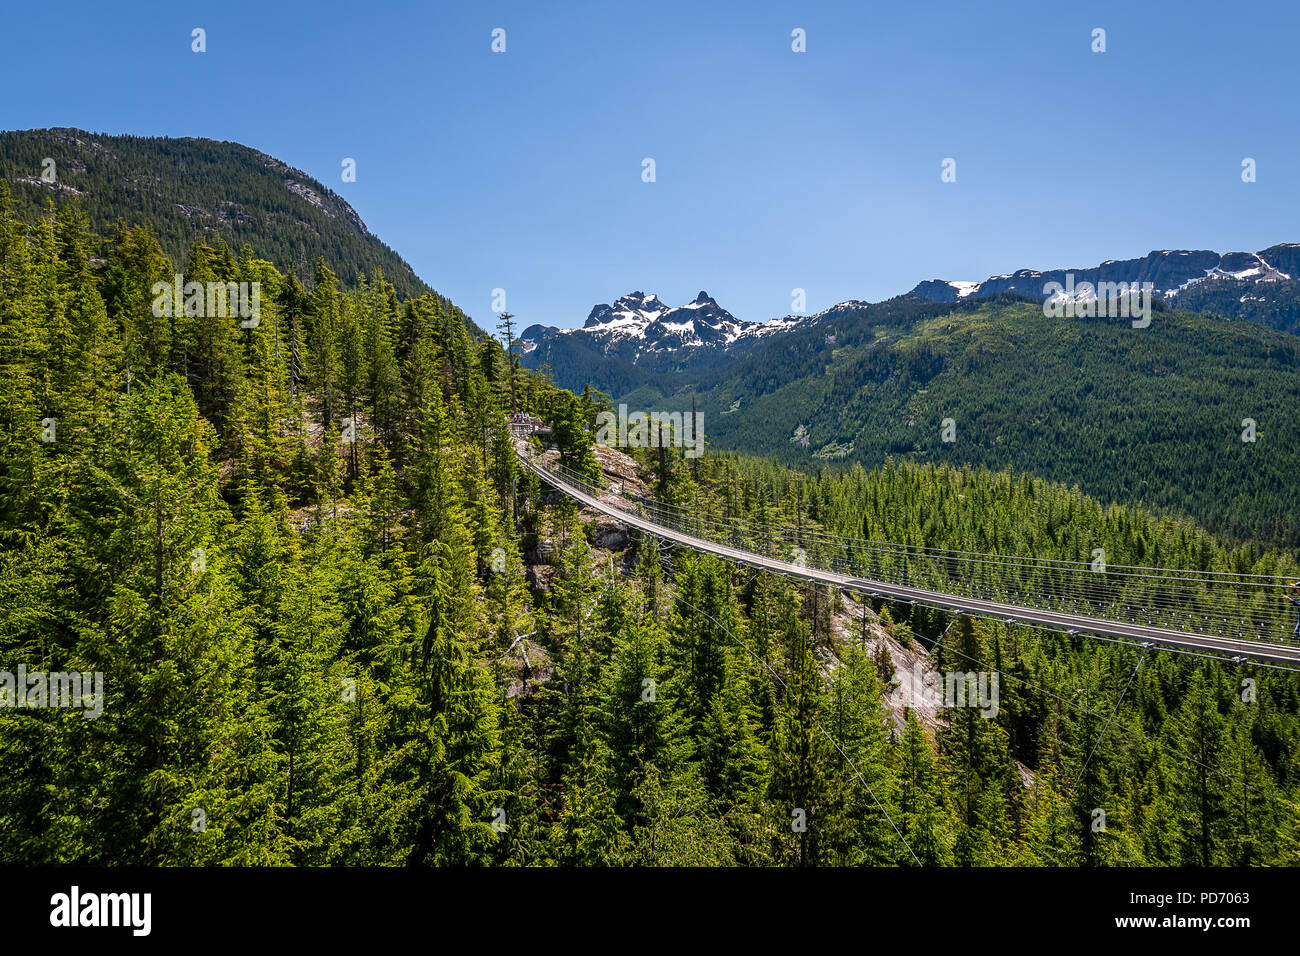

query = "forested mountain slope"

[
  {"left": 643, "top": 295, "right": 1300, "bottom": 549},
  {"left": 910, "top": 244, "right": 1300, "bottom": 335},
  {"left": 0, "top": 127, "right": 438, "bottom": 302},
  {"left": 615, "top": 443, "right": 1300, "bottom": 865},
  {"left": 2, "top": 188, "right": 1298, "bottom": 867}
]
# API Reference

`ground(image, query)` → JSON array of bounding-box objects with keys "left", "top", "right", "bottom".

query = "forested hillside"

[
  {"left": 2, "top": 189, "right": 1298, "bottom": 866},
  {"left": 645, "top": 295, "right": 1300, "bottom": 549},
  {"left": 614, "top": 444, "right": 1300, "bottom": 865},
  {"left": 908, "top": 245, "right": 1300, "bottom": 336},
  {"left": 1174, "top": 274, "right": 1300, "bottom": 335},
  {"left": 0, "top": 128, "right": 437, "bottom": 301}
]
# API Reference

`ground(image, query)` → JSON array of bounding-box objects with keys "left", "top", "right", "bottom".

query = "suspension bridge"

[{"left": 510, "top": 424, "right": 1300, "bottom": 669}]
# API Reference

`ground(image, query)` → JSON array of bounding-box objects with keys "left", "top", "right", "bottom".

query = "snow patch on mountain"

[
  {"left": 909, "top": 247, "right": 1299, "bottom": 304},
  {"left": 519, "top": 289, "right": 842, "bottom": 362}
]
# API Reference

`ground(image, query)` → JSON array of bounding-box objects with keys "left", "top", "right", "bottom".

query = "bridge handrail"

[{"left": 513, "top": 436, "right": 1300, "bottom": 665}]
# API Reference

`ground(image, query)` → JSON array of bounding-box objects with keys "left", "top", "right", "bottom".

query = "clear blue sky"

[{"left": 3, "top": 0, "right": 1297, "bottom": 330}]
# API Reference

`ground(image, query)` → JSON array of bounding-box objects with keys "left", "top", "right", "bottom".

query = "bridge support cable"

[
  {"left": 1068, "top": 644, "right": 1151, "bottom": 794},
  {"left": 670, "top": 586, "right": 923, "bottom": 866},
  {"left": 511, "top": 433, "right": 1300, "bottom": 668},
  {"left": 927, "top": 627, "right": 1300, "bottom": 823}
]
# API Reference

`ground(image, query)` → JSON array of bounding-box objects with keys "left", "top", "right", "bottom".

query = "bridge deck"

[{"left": 516, "top": 446, "right": 1300, "bottom": 667}]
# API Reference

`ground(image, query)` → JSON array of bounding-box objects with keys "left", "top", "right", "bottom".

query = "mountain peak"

[
  {"left": 907, "top": 246, "right": 1299, "bottom": 305},
  {"left": 545, "top": 290, "right": 762, "bottom": 359},
  {"left": 620, "top": 290, "right": 663, "bottom": 308},
  {"left": 583, "top": 290, "right": 669, "bottom": 330}
]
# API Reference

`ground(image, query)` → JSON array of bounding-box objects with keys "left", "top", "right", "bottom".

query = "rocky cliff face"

[{"left": 909, "top": 245, "right": 1300, "bottom": 302}]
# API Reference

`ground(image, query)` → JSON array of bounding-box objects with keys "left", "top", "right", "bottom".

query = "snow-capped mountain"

[
  {"left": 516, "top": 290, "right": 847, "bottom": 395},
  {"left": 518, "top": 290, "right": 827, "bottom": 363},
  {"left": 908, "top": 245, "right": 1300, "bottom": 304},
  {"left": 517, "top": 244, "right": 1300, "bottom": 397}
]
